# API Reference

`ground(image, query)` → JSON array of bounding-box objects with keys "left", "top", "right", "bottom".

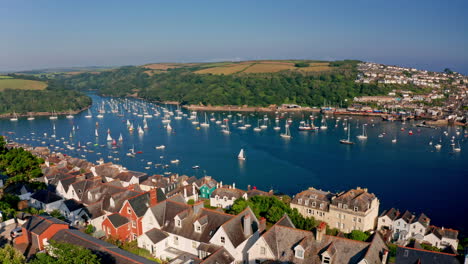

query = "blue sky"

[{"left": 1, "top": 0, "right": 467, "bottom": 73}]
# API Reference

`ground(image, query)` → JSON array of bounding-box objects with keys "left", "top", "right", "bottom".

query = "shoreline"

[
  {"left": 183, "top": 104, "right": 321, "bottom": 113},
  {"left": 0, "top": 104, "right": 91, "bottom": 119}
]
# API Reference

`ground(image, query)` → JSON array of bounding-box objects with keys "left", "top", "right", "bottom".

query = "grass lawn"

[{"left": 0, "top": 79, "right": 47, "bottom": 91}]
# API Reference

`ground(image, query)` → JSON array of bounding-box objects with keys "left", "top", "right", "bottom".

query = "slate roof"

[
  {"left": 398, "top": 210, "right": 416, "bottom": 224},
  {"left": 194, "top": 176, "right": 218, "bottom": 189},
  {"left": 291, "top": 187, "right": 334, "bottom": 210},
  {"left": 426, "top": 226, "right": 459, "bottom": 240},
  {"left": 276, "top": 214, "right": 296, "bottom": 228},
  {"left": 395, "top": 246, "right": 460, "bottom": 264},
  {"left": 63, "top": 199, "right": 85, "bottom": 212},
  {"left": 128, "top": 193, "right": 151, "bottom": 217},
  {"left": 145, "top": 228, "right": 169, "bottom": 244},
  {"left": 148, "top": 198, "right": 190, "bottom": 227},
  {"left": 22, "top": 215, "right": 68, "bottom": 235},
  {"left": 210, "top": 187, "right": 246, "bottom": 199},
  {"left": 379, "top": 208, "right": 400, "bottom": 220},
  {"left": 417, "top": 213, "right": 431, "bottom": 227},
  {"left": 161, "top": 208, "right": 233, "bottom": 244},
  {"left": 200, "top": 247, "right": 235, "bottom": 264},
  {"left": 107, "top": 213, "right": 129, "bottom": 228},
  {"left": 331, "top": 188, "right": 377, "bottom": 213},
  {"left": 51, "top": 229, "right": 156, "bottom": 264},
  {"left": 220, "top": 207, "right": 258, "bottom": 248},
  {"left": 57, "top": 175, "right": 80, "bottom": 193},
  {"left": 258, "top": 215, "right": 384, "bottom": 264},
  {"left": 31, "top": 190, "right": 62, "bottom": 204}
]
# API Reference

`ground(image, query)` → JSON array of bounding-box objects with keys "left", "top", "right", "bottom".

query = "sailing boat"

[
  {"left": 106, "top": 129, "right": 113, "bottom": 141},
  {"left": 143, "top": 118, "right": 148, "bottom": 129},
  {"left": 127, "top": 145, "right": 136, "bottom": 157},
  {"left": 320, "top": 117, "right": 328, "bottom": 130},
  {"left": 118, "top": 133, "right": 123, "bottom": 142},
  {"left": 95, "top": 129, "right": 99, "bottom": 137},
  {"left": 453, "top": 141, "right": 461, "bottom": 152},
  {"left": 253, "top": 119, "right": 261, "bottom": 132},
  {"left": 273, "top": 119, "right": 281, "bottom": 131},
  {"left": 356, "top": 125, "right": 367, "bottom": 140},
  {"left": 49, "top": 110, "right": 58, "bottom": 120},
  {"left": 10, "top": 112, "right": 18, "bottom": 121},
  {"left": 238, "top": 149, "right": 246, "bottom": 160},
  {"left": 66, "top": 110, "right": 74, "bottom": 119},
  {"left": 280, "top": 124, "right": 292, "bottom": 139},
  {"left": 27, "top": 113, "right": 35, "bottom": 121},
  {"left": 167, "top": 123, "right": 172, "bottom": 131},
  {"left": 222, "top": 120, "right": 230, "bottom": 134},
  {"left": 138, "top": 125, "right": 144, "bottom": 135},
  {"left": 340, "top": 124, "right": 354, "bottom": 144},
  {"left": 200, "top": 113, "right": 210, "bottom": 127},
  {"left": 85, "top": 109, "right": 92, "bottom": 118}
]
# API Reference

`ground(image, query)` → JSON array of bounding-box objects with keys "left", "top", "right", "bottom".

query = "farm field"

[
  {"left": 194, "top": 61, "right": 332, "bottom": 74},
  {"left": 0, "top": 79, "right": 47, "bottom": 91}
]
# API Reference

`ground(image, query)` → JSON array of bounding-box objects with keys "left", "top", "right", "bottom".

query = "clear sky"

[{"left": 1, "top": 0, "right": 467, "bottom": 73}]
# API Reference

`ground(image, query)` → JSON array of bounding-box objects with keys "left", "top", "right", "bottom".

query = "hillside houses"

[{"left": 377, "top": 208, "right": 459, "bottom": 251}]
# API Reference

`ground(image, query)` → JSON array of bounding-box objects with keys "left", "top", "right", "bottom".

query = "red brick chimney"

[
  {"left": 316, "top": 221, "right": 327, "bottom": 241},
  {"left": 149, "top": 188, "right": 158, "bottom": 206}
]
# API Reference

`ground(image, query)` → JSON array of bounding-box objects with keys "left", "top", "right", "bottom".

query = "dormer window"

[
  {"left": 220, "top": 236, "right": 225, "bottom": 243},
  {"left": 343, "top": 204, "right": 348, "bottom": 209},
  {"left": 298, "top": 199, "right": 302, "bottom": 204},
  {"left": 322, "top": 256, "right": 331, "bottom": 264},
  {"left": 312, "top": 202, "right": 316, "bottom": 207},
  {"left": 196, "top": 225, "right": 201, "bottom": 232},
  {"left": 338, "top": 203, "right": 342, "bottom": 208},
  {"left": 319, "top": 203, "right": 324, "bottom": 209},
  {"left": 176, "top": 219, "right": 181, "bottom": 227},
  {"left": 354, "top": 206, "right": 358, "bottom": 212},
  {"left": 304, "top": 200, "right": 309, "bottom": 206},
  {"left": 295, "top": 249, "right": 304, "bottom": 259},
  {"left": 223, "top": 197, "right": 227, "bottom": 202}
]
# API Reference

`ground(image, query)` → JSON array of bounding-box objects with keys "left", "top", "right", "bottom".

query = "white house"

[
  {"left": 29, "top": 190, "right": 64, "bottom": 212},
  {"left": 209, "top": 187, "right": 247, "bottom": 209},
  {"left": 423, "top": 226, "right": 459, "bottom": 250},
  {"left": 59, "top": 199, "right": 90, "bottom": 226}
]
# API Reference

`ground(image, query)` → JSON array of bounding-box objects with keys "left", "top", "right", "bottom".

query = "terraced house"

[{"left": 291, "top": 187, "right": 379, "bottom": 233}]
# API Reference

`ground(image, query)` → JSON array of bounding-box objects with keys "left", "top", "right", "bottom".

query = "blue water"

[{"left": 1, "top": 94, "right": 467, "bottom": 235}]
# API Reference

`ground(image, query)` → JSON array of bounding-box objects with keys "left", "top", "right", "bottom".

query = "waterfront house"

[
  {"left": 247, "top": 216, "right": 389, "bottom": 264},
  {"left": 423, "top": 226, "right": 459, "bottom": 250},
  {"left": 290, "top": 187, "right": 379, "bottom": 233},
  {"left": 210, "top": 186, "right": 247, "bottom": 209},
  {"left": 193, "top": 176, "right": 218, "bottom": 199}
]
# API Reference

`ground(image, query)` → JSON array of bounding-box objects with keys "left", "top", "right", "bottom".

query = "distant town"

[{"left": 1, "top": 138, "right": 465, "bottom": 264}]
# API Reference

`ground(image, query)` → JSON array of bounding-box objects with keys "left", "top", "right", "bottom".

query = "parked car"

[{"left": 11, "top": 227, "right": 22, "bottom": 238}]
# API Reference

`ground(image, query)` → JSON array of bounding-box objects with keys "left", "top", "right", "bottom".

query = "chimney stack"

[
  {"left": 259, "top": 217, "right": 267, "bottom": 232},
  {"left": 220, "top": 181, "right": 223, "bottom": 188},
  {"left": 247, "top": 185, "right": 251, "bottom": 191},
  {"left": 316, "top": 222, "right": 326, "bottom": 241},
  {"left": 192, "top": 201, "right": 204, "bottom": 214},
  {"left": 233, "top": 183, "right": 236, "bottom": 189},
  {"left": 149, "top": 188, "right": 158, "bottom": 206},
  {"left": 243, "top": 214, "right": 252, "bottom": 237},
  {"left": 184, "top": 187, "right": 187, "bottom": 198}
]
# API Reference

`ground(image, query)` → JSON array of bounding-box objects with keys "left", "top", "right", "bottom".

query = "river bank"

[
  {"left": 0, "top": 105, "right": 91, "bottom": 119},
  {"left": 183, "top": 104, "right": 321, "bottom": 113}
]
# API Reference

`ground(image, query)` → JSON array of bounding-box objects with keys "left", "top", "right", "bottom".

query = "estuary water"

[{"left": 1, "top": 94, "right": 467, "bottom": 235}]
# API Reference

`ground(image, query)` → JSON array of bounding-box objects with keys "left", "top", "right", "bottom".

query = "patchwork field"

[
  {"left": 0, "top": 79, "right": 48, "bottom": 91},
  {"left": 194, "top": 61, "right": 331, "bottom": 75}
]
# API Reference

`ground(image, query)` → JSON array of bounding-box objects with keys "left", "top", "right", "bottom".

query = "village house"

[
  {"left": 395, "top": 246, "right": 461, "bottom": 264},
  {"left": 58, "top": 199, "right": 90, "bottom": 226},
  {"left": 210, "top": 186, "right": 247, "bottom": 209},
  {"left": 29, "top": 190, "right": 64, "bottom": 212},
  {"left": 290, "top": 187, "right": 379, "bottom": 233},
  {"left": 138, "top": 195, "right": 261, "bottom": 262},
  {"left": 423, "top": 226, "right": 459, "bottom": 250},
  {"left": 247, "top": 215, "right": 389, "bottom": 264},
  {"left": 193, "top": 176, "right": 218, "bottom": 199}
]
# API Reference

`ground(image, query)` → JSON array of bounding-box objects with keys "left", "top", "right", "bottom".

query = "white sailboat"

[
  {"left": 138, "top": 125, "right": 144, "bottom": 135},
  {"left": 49, "top": 110, "right": 58, "bottom": 120},
  {"left": 167, "top": 123, "right": 172, "bottom": 131},
  {"left": 453, "top": 141, "right": 461, "bottom": 152},
  {"left": 222, "top": 120, "right": 230, "bottom": 134},
  {"left": 253, "top": 120, "right": 261, "bottom": 132},
  {"left": 66, "top": 110, "right": 74, "bottom": 119},
  {"left": 356, "top": 125, "right": 367, "bottom": 140},
  {"left": 10, "top": 112, "right": 18, "bottom": 121},
  {"left": 85, "top": 109, "right": 92, "bottom": 118},
  {"left": 280, "top": 124, "right": 291, "bottom": 139},
  {"left": 118, "top": 133, "right": 123, "bottom": 142},
  {"left": 95, "top": 129, "right": 99, "bottom": 137},
  {"left": 238, "top": 149, "right": 246, "bottom": 160},
  {"left": 340, "top": 124, "right": 354, "bottom": 144},
  {"left": 320, "top": 117, "right": 328, "bottom": 130},
  {"left": 200, "top": 113, "right": 210, "bottom": 127},
  {"left": 143, "top": 118, "right": 148, "bottom": 129},
  {"left": 27, "top": 113, "right": 35, "bottom": 121},
  {"left": 106, "top": 129, "right": 113, "bottom": 141}
]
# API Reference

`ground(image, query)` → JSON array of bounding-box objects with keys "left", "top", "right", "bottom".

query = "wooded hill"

[{"left": 54, "top": 60, "right": 427, "bottom": 107}]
